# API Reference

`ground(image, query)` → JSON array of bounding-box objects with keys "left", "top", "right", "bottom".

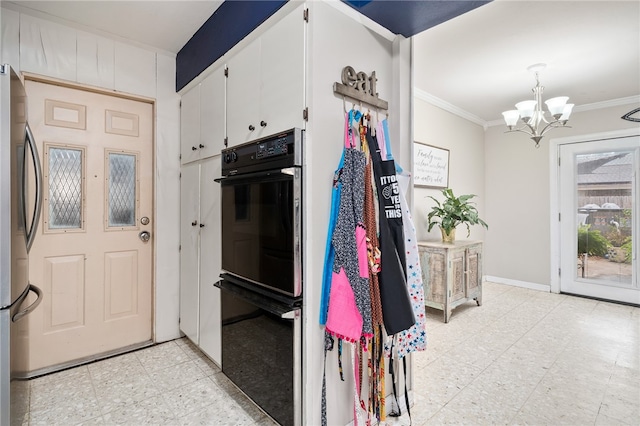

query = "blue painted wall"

[
  {"left": 175, "top": 0, "right": 492, "bottom": 91},
  {"left": 176, "top": 1, "right": 286, "bottom": 92}
]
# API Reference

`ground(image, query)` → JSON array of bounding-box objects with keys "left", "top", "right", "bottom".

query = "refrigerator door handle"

[
  {"left": 12, "top": 284, "right": 43, "bottom": 323},
  {"left": 24, "top": 122, "right": 42, "bottom": 252}
]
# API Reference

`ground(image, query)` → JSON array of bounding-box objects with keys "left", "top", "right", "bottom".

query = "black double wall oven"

[{"left": 216, "top": 128, "right": 303, "bottom": 426}]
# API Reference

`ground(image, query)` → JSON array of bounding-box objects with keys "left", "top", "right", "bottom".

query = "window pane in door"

[
  {"left": 108, "top": 153, "right": 136, "bottom": 227},
  {"left": 49, "top": 147, "right": 83, "bottom": 229},
  {"left": 576, "top": 151, "right": 633, "bottom": 285}
]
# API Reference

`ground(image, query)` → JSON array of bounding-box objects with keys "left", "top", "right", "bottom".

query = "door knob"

[
  {"left": 200, "top": 223, "right": 205, "bottom": 228},
  {"left": 260, "top": 120, "right": 267, "bottom": 127},
  {"left": 139, "top": 231, "right": 151, "bottom": 242},
  {"left": 191, "top": 220, "right": 198, "bottom": 226},
  {"left": 248, "top": 124, "right": 255, "bottom": 131},
  {"left": 199, "top": 144, "right": 205, "bottom": 148},
  {"left": 192, "top": 146, "right": 197, "bottom": 151}
]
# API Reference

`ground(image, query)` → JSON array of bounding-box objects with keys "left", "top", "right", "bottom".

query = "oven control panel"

[
  {"left": 256, "top": 137, "right": 288, "bottom": 159},
  {"left": 221, "top": 128, "right": 303, "bottom": 175}
]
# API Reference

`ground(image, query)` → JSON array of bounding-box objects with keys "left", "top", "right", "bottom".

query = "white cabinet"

[
  {"left": 180, "top": 67, "right": 225, "bottom": 164},
  {"left": 226, "top": 4, "right": 306, "bottom": 147},
  {"left": 179, "top": 162, "right": 200, "bottom": 342},
  {"left": 179, "top": 156, "right": 222, "bottom": 364},
  {"left": 198, "top": 158, "right": 222, "bottom": 364},
  {"left": 226, "top": 40, "right": 260, "bottom": 146}
]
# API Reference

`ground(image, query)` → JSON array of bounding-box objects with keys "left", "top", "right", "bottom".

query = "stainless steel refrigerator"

[{"left": 0, "top": 64, "right": 43, "bottom": 426}]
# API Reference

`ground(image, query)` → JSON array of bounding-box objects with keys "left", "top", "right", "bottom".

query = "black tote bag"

[{"left": 366, "top": 130, "right": 415, "bottom": 335}]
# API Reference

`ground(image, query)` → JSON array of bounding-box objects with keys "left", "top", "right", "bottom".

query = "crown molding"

[
  {"left": 413, "top": 87, "right": 487, "bottom": 129},
  {"left": 576, "top": 95, "right": 640, "bottom": 112},
  {"left": 414, "top": 87, "right": 640, "bottom": 129}
]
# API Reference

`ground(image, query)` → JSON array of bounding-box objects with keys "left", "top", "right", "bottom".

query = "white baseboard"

[{"left": 484, "top": 276, "right": 551, "bottom": 293}]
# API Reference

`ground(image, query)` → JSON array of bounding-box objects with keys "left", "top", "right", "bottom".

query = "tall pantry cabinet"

[{"left": 179, "top": 65, "right": 225, "bottom": 365}]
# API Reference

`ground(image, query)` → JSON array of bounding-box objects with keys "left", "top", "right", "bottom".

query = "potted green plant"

[{"left": 427, "top": 188, "right": 488, "bottom": 243}]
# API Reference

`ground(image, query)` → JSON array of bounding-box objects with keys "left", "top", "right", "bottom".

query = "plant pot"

[{"left": 440, "top": 227, "right": 456, "bottom": 243}]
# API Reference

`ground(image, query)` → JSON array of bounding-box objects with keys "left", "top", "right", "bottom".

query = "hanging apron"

[
  {"left": 326, "top": 111, "right": 373, "bottom": 340},
  {"left": 393, "top": 171, "right": 427, "bottom": 357},
  {"left": 378, "top": 118, "right": 426, "bottom": 355},
  {"left": 319, "top": 117, "right": 347, "bottom": 325},
  {"left": 366, "top": 130, "right": 415, "bottom": 335}
]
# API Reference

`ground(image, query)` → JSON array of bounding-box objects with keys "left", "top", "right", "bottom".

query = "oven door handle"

[
  {"left": 215, "top": 279, "right": 301, "bottom": 318},
  {"left": 215, "top": 168, "right": 297, "bottom": 184},
  {"left": 281, "top": 309, "right": 300, "bottom": 320}
]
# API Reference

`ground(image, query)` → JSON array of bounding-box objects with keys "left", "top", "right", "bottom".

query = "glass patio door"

[{"left": 559, "top": 136, "right": 639, "bottom": 304}]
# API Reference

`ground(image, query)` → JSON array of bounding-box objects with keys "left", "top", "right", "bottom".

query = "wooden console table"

[{"left": 418, "top": 240, "right": 482, "bottom": 323}]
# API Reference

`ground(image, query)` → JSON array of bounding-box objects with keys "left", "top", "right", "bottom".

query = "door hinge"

[
  {"left": 558, "top": 268, "right": 561, "bottom": 277},
  {"left": 179, "top": 172, "right": 182, "bottom": 179},
  {"left": 303, "top": 8, "right": 309, "bottom": 22},
  {"left": 558, "top": 156, "right": 561, "bottom": 167},
  {"left": 179, "top": 244, "right": 181, "bottom": 252},
  {"left": 179, "top": 100, "right": 182, "bottom": 108},
  {"left": 0, "top": 64, "right": 7, "bottom": 74},
  {"left": 303, "top": 107, "right": 309, "bottom": 121},
  {"left": 224, "top": 66, "right": 228, "bottom": 77},
  {"left": 224, "top": 137, "right": 228, "bottom": 147}
]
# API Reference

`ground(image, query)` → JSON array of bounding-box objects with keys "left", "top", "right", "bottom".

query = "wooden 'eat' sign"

[{"left": 333, "top": 66, "right": 388, "bottom": 110}]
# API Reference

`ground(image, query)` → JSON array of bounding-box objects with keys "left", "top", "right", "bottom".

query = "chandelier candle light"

[{"left": 502, "top": 63, "right": 574, "bottom": 148}]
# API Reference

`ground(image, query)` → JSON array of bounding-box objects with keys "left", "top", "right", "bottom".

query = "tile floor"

[{"left": 23, "top": 282, "right": 639, "bottom": 425}]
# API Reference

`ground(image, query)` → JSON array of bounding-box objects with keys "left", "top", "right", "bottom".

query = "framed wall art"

[{"left": 413, "top": 142, "right": 449, "bottom": 188}]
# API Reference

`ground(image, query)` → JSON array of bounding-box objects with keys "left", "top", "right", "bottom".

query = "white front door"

[
  {"left": 25, "top": 79, "right": 154, "bottom": 373},
  {"left": 558, "top": 135, "right": 639, "bottom": 304}
]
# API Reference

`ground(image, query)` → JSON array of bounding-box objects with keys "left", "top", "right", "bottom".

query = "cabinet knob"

[
  {"left": 200, "top": 223, "right": 205, "bottom": 228},
  {"left": 260, "top": 120, "right": 267, "bottom": 128},
  {"left": 248, "top": 124, "right": 255, "bottom": 131},
  {"left": 191, "top": 220, "right": 198, "bottom": 226},
  {"left": 199, "top": 144, "right": 205, "bottom": 148},
  {"left": 191, "top": 146, "right": 197, "bottom": 151}
]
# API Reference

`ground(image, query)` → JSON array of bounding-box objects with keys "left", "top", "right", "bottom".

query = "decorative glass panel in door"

[
  {"left": 107, "top": 152, "right": 137, "bottom": 227},
  {"left": 576, "top": 151, "right": 633, "bottom": 284},
  {"left": 47, "top": 146, "right": 84, "bottom": 230},
  {"left": 559, "top": 136, "right": 639, "bottom": 304}
]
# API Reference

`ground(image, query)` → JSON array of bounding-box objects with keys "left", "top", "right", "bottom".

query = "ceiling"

[
  {"left": 3, "top": 1, "right": 224, "bottom": 54},
  {"left": 413, "top": 0, "right": 640, "bottom": 124},
  {"left": 4, "top": 0, "right": 639, "bottom": 125}
]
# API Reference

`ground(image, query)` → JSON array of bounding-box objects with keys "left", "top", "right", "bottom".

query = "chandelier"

[{"left": 502, "top": 63, "right": 573, "bottom": 148}]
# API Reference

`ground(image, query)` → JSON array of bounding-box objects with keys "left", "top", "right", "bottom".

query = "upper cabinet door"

[
  {"left": 181, "top": 66, "right": 226, "bottom": 163},
  {"left": 199, "top": 67, "right": 226, "bottom": 158},
  {"left": 180, "top": 84, "right": 201, "bottom": 164},
  {"left": 226, "top": 5, "right": 306, "bottom": 147},
  {"left": 226, "top": 39, "right": 261, "bottom": 147},
  {"left": 259, "top": 4, "right": 306, "bottom": 138}
]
